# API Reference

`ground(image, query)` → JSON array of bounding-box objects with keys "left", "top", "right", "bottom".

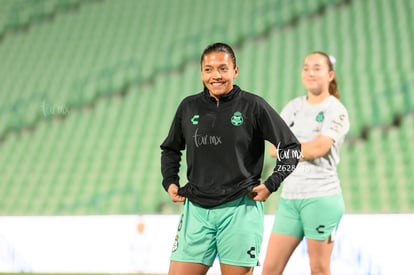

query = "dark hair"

[
  {"left": 311, "top": 51, "right": 340, "bottom": 99},
  {"left": 200, "top": 42, "right": 237, "bottom": 69}
]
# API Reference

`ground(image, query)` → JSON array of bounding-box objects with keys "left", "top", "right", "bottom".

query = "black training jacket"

[{"left": 160, "top": 85, "right": 300, "bottom": 208}]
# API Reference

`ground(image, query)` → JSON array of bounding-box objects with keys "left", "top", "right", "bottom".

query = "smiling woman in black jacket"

[{"left": 160, "top": 42, "right": 300, "bottom": 275}]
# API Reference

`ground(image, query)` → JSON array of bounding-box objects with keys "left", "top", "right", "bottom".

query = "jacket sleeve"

[
  {"left": 257, "top": 99, "right": 301, "bottom": 192},
  {"left": 160, "top": 102, "right": 186, "bottom": 191}
]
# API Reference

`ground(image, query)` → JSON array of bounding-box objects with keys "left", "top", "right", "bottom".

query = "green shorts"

[
  {"left": 272, "top": 193, "right": 344, "bottom": 241},
  {"left": 171, "top": 195, "right": 264, "bottom": 267}
]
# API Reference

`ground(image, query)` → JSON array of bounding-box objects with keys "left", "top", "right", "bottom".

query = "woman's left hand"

[{"left": 249, "top": 184, "right": 271, "bottom": 202}]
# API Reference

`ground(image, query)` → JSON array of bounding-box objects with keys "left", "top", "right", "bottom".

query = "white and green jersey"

[{"left": 280, "top": 95, "right": 350, "bottom": 199}]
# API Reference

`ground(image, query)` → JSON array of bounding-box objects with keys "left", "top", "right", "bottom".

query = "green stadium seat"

[{"left": 0, "top": 0, "right": 413, "bottom": 215}]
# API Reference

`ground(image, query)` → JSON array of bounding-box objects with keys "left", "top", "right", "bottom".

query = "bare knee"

[
  {"left": 309, "top": 259, "right": 330, "bottom": 275},
  {"left": 262, "top": 260, "right": 285, "bottom": 275}
]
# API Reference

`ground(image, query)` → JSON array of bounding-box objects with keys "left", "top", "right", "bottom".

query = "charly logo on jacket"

[
  {"left": 191, "top": 114, "right": 199, "bottom": 125},
  {"left": 231, "top": 111, "right": 243, "bottom": 126}
]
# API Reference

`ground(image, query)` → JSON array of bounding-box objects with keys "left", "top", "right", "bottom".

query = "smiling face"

[
  {"left": 201, "top": 51, "right": 239, "bottom": 101},
  {"left": 302, "top": 53, "right": 334, "bottom": 98}
]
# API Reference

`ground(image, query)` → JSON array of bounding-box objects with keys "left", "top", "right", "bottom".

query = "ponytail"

[{"left": 329, "top": 78, "right": 340, "bottom": 99}]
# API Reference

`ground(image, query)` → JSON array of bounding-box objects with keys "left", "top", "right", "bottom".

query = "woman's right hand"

[
  {"left": 249, "top": 183, "right": 271, "bottom": 202},
  {"left": 167, "top": 184, "right": 186, "bottom": 202}
]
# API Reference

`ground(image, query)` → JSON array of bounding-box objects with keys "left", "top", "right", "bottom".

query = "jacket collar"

[{"left": 203, "top": 85, "right": 241, "bottom": 103}]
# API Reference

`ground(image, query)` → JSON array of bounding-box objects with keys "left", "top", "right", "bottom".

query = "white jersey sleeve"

[{"left": 321, "top": 100, "right": 350, "bottom": 144}]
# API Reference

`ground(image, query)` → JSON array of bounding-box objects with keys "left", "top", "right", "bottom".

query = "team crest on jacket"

[
  {"left": 231, "top": 112, "right": 243, "bottom": 126},
  {"left": 315, "top": 111, "right": 324, "bottom": 122}
]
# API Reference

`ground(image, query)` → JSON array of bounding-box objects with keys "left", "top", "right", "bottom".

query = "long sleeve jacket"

[{"left": 161, "top": 85, "right": 301, "bottom": 208}]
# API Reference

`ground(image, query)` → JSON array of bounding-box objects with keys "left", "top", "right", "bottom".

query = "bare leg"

[
  {"left": 307, "top": 237, "right": 334, "bottom": 275},
  {"left": 261, "top": 233, "right": 302, "bottom": 275},
  {"left": 220, "top": 263, "right": 254, "bottom": 275},
  {"left": 168, "top": 261, "right": 210, "bottom": 275}
]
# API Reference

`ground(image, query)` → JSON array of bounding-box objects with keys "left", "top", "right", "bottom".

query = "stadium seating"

[{"left": 0, "top": 0, "right": 413, "bottom": 215}]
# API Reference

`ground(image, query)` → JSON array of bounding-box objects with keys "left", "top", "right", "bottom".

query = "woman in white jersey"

[{"left": 262, "top": 51, "right": 350, "bottom": 275}]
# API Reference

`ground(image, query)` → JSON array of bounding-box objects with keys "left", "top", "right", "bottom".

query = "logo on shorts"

[
  {"left": 172, "top": 235, "right": 179, "bottom": 252},
  {"left": 246, "top": 246, "right": 256, "bottom": 259},
  {"left": 316, "top": 225, "right": 325, "bottom": 234}
]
